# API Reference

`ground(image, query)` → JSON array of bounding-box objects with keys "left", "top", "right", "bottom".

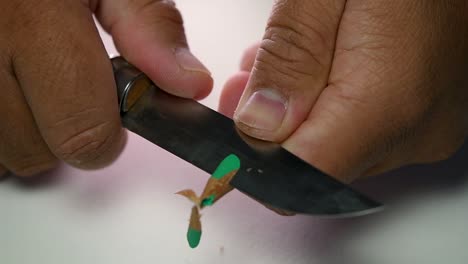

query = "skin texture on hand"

[
  {"left": 0, "top": 0, "right": 212, "bottom": 176},
  {"left": 220, "top": 0, "right": 468, "bottom": 182}
]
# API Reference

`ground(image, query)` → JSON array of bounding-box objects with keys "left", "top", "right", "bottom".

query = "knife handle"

[{"left": 111, "top": 57, "right": 152, "bottom": 113}]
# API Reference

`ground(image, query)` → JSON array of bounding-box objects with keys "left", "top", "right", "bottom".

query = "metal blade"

[{"left": 113, "top": 57, "right": 382, "bottom": 216}]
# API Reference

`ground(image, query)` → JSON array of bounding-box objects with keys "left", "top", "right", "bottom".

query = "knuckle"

[
  {"left": 256, "top": 22, "right": 329, "bottom": 83},
  {"left": 256, "top": 1, "right": 336, "bottom": 80},
  {"left": 254, "top": 12, "right": 333, "bottom": 86},
  {"left": 52, "top": 120, "right": 118, "bottom": 166}
]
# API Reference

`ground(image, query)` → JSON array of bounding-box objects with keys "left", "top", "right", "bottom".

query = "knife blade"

[{"left": 111, "top": 57, "right": 382, "bottom": 217}]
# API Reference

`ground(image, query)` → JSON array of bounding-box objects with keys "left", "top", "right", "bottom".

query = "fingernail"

[
  {"left": 235, "top": 89, "right": 287, "bottom": 132},
  {"left": 174, "top": 48, "right": 211, "bottom": 75}
]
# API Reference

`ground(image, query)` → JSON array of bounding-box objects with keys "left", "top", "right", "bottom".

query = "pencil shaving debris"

[
  {"left": 176, "top": 189, "right": 200, "bottom": 205},
  {"left": 176, "top": 154, "right": 241, "bottom": 248}
]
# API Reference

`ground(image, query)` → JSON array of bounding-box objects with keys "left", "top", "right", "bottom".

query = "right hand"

[
  {"left": 0, "top": 0, "right": 212, "bottom": 177},
  {"left": 219, "top": 0, "right": 467, "bottom": 182}
]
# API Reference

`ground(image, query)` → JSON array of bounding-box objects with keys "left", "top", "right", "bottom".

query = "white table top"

[{"left": 1, "top": 1, "right": 467, "bottom": 263}]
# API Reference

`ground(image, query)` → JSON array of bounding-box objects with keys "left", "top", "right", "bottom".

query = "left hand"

[{"left": 0, "top": 0, "right": 212, "bottom": 177}]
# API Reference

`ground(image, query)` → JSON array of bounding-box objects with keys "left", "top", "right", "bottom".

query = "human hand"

[
  {"left": 219, "top": 0, "right": 468, "bottom": 182},
  {"left": 0, "top": 0, "right": 212, "bottom": 177}
]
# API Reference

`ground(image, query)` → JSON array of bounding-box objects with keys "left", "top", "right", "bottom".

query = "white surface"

[{"left": 1, "top": 1, "right": 468, "bottom": 263}]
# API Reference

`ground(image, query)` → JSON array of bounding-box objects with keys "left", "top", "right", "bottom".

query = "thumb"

[
  {"left": 95, "top": 0, "right": 213, "bottom": 99},
  {"left": 233, "top": 0, "right": 345, "bottom": 141}
]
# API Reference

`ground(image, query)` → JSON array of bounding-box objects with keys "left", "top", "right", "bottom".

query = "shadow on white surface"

[{"left": 2, "top": 134, "right": 467, "bottom": 264}]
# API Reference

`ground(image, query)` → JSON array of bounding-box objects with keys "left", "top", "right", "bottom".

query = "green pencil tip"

[
  {"left": 201, "top": 194, "right": 216, "bottom": 208},
  {"left": 212, "top": 154, "right": 241, "bottom": 179},
  {"left": 187, "top": 228, "right": 202, "bottom": 248}
]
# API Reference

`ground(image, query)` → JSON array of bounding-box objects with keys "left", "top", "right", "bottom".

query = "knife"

[{"left": 111, "top": 56, "right": 382, "bottom": 217}]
